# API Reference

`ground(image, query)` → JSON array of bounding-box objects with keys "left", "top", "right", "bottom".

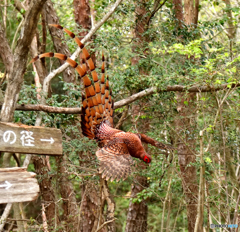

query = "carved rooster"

[{"left": 31, "top": 25, "right": 173, "bottom": 181}]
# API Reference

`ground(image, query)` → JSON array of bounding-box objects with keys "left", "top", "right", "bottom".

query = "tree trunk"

[
  {"left": 184, "top": 0, "right": 199, "bottom": 26},
  {"left": 173, "top": 0, "right": 184, "bottom": 25},
  {"left": 172, "top": 1, "right": 199, "bottom": 231},
  {"left": 73, "top": 1, "right": 97, "bottom": 230},
  {"left": 56, "top": 155, "right": 79, "bottom": 231},
  {"left": 0, "top": 24, "right": 13, "bottom": 74},
  {"left": 223, "top": 0, "right": 236, "bottom": 60},
  {"left": 125, "top": 1, "right": 150, "bottom": 231},
  {"left": 175, "top": 92, "right": 198, "bottom": 232},
  {"left": 73, "top": 0, "right": 91, "bottom": 37},
  {"left": 32, "top": 156, "right": 58, "bottom": 229},
  {"left": 79, "top": 180, "right": 107, "bottom": 232},
  {"left": 79, "top": 183, "right": 100, "bottom": 232},
  {"left": 102, "top": 179, "right": 116, "bottom": 232},
  {"left": 73, "top": 0, "right": 96, "bottom": 63},
  {"left": 125, "top": 174, "right": 149, "bottom": 232}
]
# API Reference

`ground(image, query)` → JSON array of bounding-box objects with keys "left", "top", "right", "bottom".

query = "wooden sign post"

[
  {"left": 0, "top": 122, "right": 63, "bottom": 203},
  {"left": 0, "top": 167, "right": 39, "bottom": 203},
  {"left": 0, "top": 122, "right": 62, "bottom": 155}
]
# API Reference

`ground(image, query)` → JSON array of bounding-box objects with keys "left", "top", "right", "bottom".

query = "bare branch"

[
  {"left": 115, "top": 108, "right": 128, "bottom": 129},
  {"left": 0, "top": 203, "right": 12, "bottom": 231},
  {"left": 13, "top": 0, "right": 26, "bottom": 15},
  {"left": 114, "top": 83, "right": 240, "bottom": 109},
  {"left": 101, "top": 179, "right": 115, "bottom": 231},
  {"left": 138, "top": 133, "right": 175, "bottom": 150},
  {"left": 42, "top": 203, "right": 49, "bottom": 232},
  {"left": 0, "top": 82, "right": 238, "bottom": 114},
  {"left": 95, "top": 219, "right": 115, "bottom": 232},
  {"left": 146, "top": 0, "right": 168, "bottom": 26}
]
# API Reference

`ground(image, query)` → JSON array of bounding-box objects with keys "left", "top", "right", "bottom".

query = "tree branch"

[
  {"left": 0, "top": 203, "right": 12, "bottom": 231},
  {"left": 13, "top": 0, "right": 26, "bottom": 15},
  {"left": 1, "top": 83, "right": 239, "bottom": 114},
  {"left": 95, "top": 219, "right": 115, "bottom": 232},
  {"left": 146, "top": 0, "right": 168, "bottom": 26},
  {"left": 114, "top": 83, "right": 240, "bottom": 109},
  {"left": 138, "top": 133, "right": 175, "bottom": 150}
]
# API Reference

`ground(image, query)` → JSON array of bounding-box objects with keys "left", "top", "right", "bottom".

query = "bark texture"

[
  {"left": 175, "top": 93, "right": 198, "bottom": 232},
  {"left": 173, "top": 1, "right": 199, "bottom": 231},
  {"left": 32, "top": 156, "right": 58, "bottom": 229},
  {"left": 224, "top": 0, "right": 236, "bottom": 39},
  {"left": 79, "top": 181, "right": 107, "bottom": 232},
  {"left": 0, "top": 24, "right": 13, "bottom": 74},
  {"left": 184, "top": 0, "right": 199, "bottom": 26},
  {"left": 131, "top": 0, "right": 149, "bottom": 67},
  {"left": 102, "top": 180, "right": 116, "bottom": 232},
  {"left": 79, "top": 183, "right": 100, "bottom": 232},
  {"left": 173, "top": 0, "right": 184, "bottom": 25},
  {"left": 73, "top": 0, "right": 96, "bottom": 63},
  {"left": 125, "top": 1, "right": 150, "bottom": 231},
  {"left": 15, "top": 2, "right": 47, "bottom": 85},
  {"left": 56, "top": 155, "right": 79, "bottom": 231},
  {"left": 125, "top": 174, "right": 149, "bottom": 232},
  {"left": 73, "top": 0, "right": 91, "bottom": 37}
]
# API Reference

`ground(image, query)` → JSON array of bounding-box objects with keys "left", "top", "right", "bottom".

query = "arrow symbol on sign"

[
  {"left": 0, "top": 181, "right": 12, "bottom": 189},
  {"left": 40, "top": 137, "right": 54, "bottom": 144}
]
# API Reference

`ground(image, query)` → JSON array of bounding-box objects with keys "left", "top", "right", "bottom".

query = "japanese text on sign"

[
  {"left": 2, "top": 130, "right": 54, "bottom": 147},
  {"left": 0, "top": 122, "right": 62, "bottom": 155}
]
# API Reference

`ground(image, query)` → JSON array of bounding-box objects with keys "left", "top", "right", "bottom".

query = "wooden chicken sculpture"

[{"left": 31, "top": 25, "right": 173, "bottom": 181}]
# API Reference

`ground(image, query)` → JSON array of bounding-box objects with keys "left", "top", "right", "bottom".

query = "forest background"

[{"left": 0, "top": 0, "right": 240, "bottom": 231}]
